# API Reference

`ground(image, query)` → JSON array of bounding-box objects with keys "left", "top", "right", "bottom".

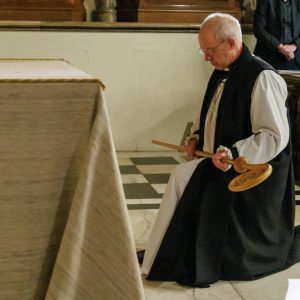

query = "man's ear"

[{"left": 227, "top": 38, "right": 236, "bottom": 48}]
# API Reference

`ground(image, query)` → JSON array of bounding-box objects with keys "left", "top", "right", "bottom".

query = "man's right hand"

[
  {"left": 185, "top": 138, "right": 199, "bottom": 158},
  {"left": 279, "top": 44, "right": 297, "bottom": 60}
]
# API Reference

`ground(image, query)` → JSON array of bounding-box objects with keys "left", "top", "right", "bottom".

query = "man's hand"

[
  {"left": 185, "top": 138, "right": 198, "bottom": 158},
  {"left": 212, "top": 151, "right": 228, "bottom": 171},
  {"left": 278, "top": 44, "right": 297, "bottom": 60}
]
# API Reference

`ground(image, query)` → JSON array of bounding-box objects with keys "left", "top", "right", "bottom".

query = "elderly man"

[{"left": 140, "top": 13, "right": 300, "bottom": 287}]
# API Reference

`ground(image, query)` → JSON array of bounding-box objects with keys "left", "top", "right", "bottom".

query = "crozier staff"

[{"left": 140, "top": 13, "right": 300, "bottom": 287}]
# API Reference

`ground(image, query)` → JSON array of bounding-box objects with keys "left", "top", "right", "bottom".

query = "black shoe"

[{"left": 137, "top": 250, "right": 145, "bottom": 264}]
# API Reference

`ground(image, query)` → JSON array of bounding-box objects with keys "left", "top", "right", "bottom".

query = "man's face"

[{"left": 198, "top": 27, "right": 229, "bottom": 70}]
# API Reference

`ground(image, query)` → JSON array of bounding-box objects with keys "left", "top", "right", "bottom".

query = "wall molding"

[{"left": 0, "top": 21, "right": 253, "bottom": 34}]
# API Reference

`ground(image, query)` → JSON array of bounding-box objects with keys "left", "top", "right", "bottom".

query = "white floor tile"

[
  {"left": 231, "top": 263, "right": 300, "bottom": 300},
  {"left": 121, "top": 174, "right": 148, "bottom": 184},
  {"left": 117, "top": 151, "right": 181, "bottom": 158},
  {"left": 128, "top": 209, "right": 158, "bottom": 249},
  {"left": 137, "top": 164, "right": 178, "bottom": 174},
  {"left": 117, "top": 157, "right": 134, "bottom": 166},
  {"left": 140, "top": 199, "right": 162, "bottom": 204},
  {"left": 143, "top": 279, "right": 243, "bottom": 300},
  {"left": 126, "top": 199, "right": 142, "bottom": 205}
]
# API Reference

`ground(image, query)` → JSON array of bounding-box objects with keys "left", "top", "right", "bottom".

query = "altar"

[{"left": 0, "top": 59, "right": 144, "bottom": 300}]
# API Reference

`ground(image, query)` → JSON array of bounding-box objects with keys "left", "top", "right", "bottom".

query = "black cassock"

[{"left": 146, "top": 46, "right": 300, "bottom": 287}]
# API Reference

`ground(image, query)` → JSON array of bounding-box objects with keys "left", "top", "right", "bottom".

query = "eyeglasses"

[{"left": 198, "top": 40, "right": 225, "bottom": 56}]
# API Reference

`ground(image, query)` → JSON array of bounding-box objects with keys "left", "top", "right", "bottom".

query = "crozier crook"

[{"left": 151, "top": 139, "right": 272, "bottom": 192}]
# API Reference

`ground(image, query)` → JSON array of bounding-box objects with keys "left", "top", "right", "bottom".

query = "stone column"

[{"left": 93, "top": 0, "right": 116, "bottom": 22}]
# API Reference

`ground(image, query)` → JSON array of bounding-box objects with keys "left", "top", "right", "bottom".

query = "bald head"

[
  {"left": 198, "top": 13, "right": 243, "bottom": 70},
  {"left": 200, "top": 13, "right": 242, "bottom": 43}
]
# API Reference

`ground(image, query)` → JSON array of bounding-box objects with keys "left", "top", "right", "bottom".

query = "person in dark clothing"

[
  {"left": 253, "top": 0, "right": 300, "bottom": 70},
  {"left": 140, "top": 12, "right": 300, "bottom": 287}
]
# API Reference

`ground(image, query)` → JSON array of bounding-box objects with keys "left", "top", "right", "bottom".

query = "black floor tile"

[
  {"left": 143, "top": 173, "right": 170, "bottom": 184},
  {"left": 123, "top": 183, "right": 161, "bottom": 199},
  {"left": 130, "top": 157, "right": 179, "bottom": 165},
  {"left": 127, "top": 204, "right": 160, "bottom": 210},
  {"left": 120, "top": 155, "right": 300, "bottom": 209},
  {"left": 119, "top": 165, "right": 141, "bottom": 174}
]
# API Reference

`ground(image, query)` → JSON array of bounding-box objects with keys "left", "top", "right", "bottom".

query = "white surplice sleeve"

[{"left": 234, "top": 70, "right": 289, "bottom": 164}]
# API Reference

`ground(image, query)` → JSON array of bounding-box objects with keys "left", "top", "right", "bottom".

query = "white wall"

[{"left": 0, "top": 30, "right": 256, "bottom": 150}]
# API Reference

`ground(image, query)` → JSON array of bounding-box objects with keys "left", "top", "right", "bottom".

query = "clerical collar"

[
  {"left": 215, "top": 45, "right": 248, "bottom": 80},
  {"left": 215, "top": 69, "right": 230, "bottom": 80},
  {"left": 219, "top": 61, "right": 236, "bottom": 74},
  {"left": 216, "top": 63, "right": 235, "bottom": 79}
]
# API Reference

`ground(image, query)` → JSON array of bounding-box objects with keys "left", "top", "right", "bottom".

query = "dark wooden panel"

[
  {"left": 117, "top": 0, "right": 242, "bottom": 23},
  {"left": 0, "top": 0, "right": 80, "bottom": 5},
  {"left": 0, "top": 0, "right": 85, "bottom": 21}
]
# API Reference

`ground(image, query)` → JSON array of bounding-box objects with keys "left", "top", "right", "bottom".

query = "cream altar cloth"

[{"left": 0, "top": 59, "right": 144, "bottom": 300}]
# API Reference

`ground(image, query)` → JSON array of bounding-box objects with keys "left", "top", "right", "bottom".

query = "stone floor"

[{"left": 117, "top": 151, "right": 300, "bottom": 300}]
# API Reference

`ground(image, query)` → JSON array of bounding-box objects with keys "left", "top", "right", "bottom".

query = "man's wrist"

[
  {"left": 185, "top": 134, "right": 199, "bottom": 146},
  {"left": 278, "top": 44, "right": 284, "bottom": 52},
  {"left": 216, "top": 145, "right": 233, "bottom": 172}
]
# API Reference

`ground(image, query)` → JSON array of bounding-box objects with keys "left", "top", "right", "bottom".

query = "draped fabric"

[{"left": 0, "top": 59, "right": 144, "bottom": 300}]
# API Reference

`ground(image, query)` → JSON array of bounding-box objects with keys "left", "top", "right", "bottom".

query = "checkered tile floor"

[
  {"left": 117, "top": 152, "right": 300, "bottom": 210},
  {"left": 118, "top": 153, "right": 182, "bottom": 210}
]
